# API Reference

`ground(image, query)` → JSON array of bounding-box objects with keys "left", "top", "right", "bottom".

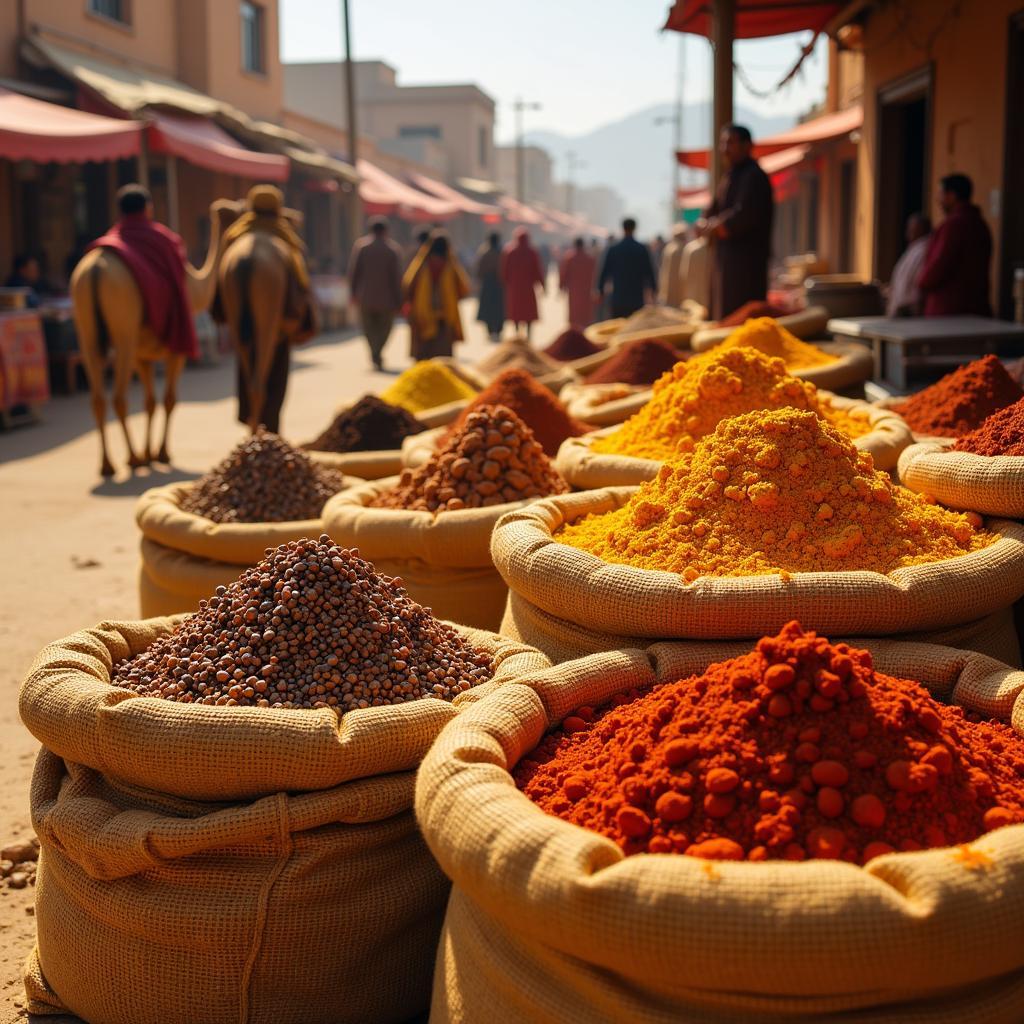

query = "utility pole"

[
  {"left": 566, "top": 150, "right": 586, "bottom": 215},
  {"left": 342, "top": 0, "right": 361, "bottom": 251},
  {"left": 514, "top": 97, "right": 541, "bottom": 204}
]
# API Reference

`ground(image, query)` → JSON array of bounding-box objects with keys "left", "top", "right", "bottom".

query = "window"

[
  {"left": 478, "top": 126, "right": 488, "bottom": 169},
  {"left": 398, "top": 125, "right": 442, "bottom": 140},
  {"left": 88, "top": 0, "right": 129, "bottom": 24},
  {"left": 240, "top": 1, "right": 265, "bottom": 74}
]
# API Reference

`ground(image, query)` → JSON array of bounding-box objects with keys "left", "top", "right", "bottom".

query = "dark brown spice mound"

[
  {"left": 543, "top": 328, "right": 602, "bottom": 362},
  {"left": 586, "top": 338, "right": 686, "bottom": 386},
  {"left": 304, "top": 395, "right": 426, "bottom": 453},
  {"left": 112, "top": 536, "right": 494, "bottom": 710}
]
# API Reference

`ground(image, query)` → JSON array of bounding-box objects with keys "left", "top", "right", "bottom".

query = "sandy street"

[{"left": 0, "top": 282, "right": 570, "bottom": 1023}]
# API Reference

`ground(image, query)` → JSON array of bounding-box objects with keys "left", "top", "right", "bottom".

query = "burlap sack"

[
  {"left": 898, "top": 442, "right": 1024, "bottom": 519},
  {"left": 416, "top": 639, "right": 1024, "bottom": 1023},
  {"left": 874, "top": 397, "right": 956, "bottom": 446},
  {"left": 136, "top": 478, "right": 363, "bottom": 617},
  {"left": 559, "top": 381, "right": 655, "bottom": 427},
  {"left": 20, "top": 617, "right": 548, "bottom": 1024},
  {"left": 323, "top": 478, "right": 543, "bottom": 630},
  {"left": 691, "top": 306, "right": 830, "bottom": 350},
  {"left": 554, "top": 396, "right": 913, "bottom": 490},
  {"left": 491, "top": 489, "right": 1024, "bottom": 661}
]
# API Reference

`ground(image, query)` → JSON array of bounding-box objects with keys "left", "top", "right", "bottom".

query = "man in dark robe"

[
  {"left": 702, "top": 124, "right": 774, "bottom": 321},
  {"left": 596, "top": 217, "right": 656, "bottom": 319}
]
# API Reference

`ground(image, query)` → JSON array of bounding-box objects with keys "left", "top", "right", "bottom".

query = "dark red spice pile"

[
  {"left": 586, "top": 338, "right": 685, "bottom": 386},
  {"left": 953, "top": 397, "right": 1024, "bottom": 457},
  {"left": 716, "top": 300, "right": 786, "bottom": 328},
  {"left": 304, "top": 394, "right": 425, "bottom": 452},
  {"left": 516, "top": 622, "right": 1024, "bottom": 863},
  {"left": 542, "top": 328, "right": 602, "bottom": 362}
]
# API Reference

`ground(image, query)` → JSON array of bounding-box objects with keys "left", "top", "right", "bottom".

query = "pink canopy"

[
  {"left": 497, "top": 195, "right": 545, "bottom": 226},
  {"left": 678, "top": 144, "right": 813, "bottom": 209},
  {"left": 147, "top": 113, "right": 289, "bottom": 181},
  {"left": 358, "top": 159, "right": 458, "bottom": 221},
  {"left": 406, "top": 171, "right": 499, "bottom": 217}
]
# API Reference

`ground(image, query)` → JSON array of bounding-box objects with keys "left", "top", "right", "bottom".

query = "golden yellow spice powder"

[
  {"left": 379, "top": 359, "right": 478, "bottom": 413},
  {"left": 560, "top": 408, "right": 993, "bottom": 579},
  {"left": 593, "top": 347, "right": 871, "bottom": 461},
  {"left": 717, "top": 316, "right": 838, "bottom": 369}
]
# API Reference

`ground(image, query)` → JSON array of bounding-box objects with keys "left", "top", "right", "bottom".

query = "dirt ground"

[{"left": 0, "top": 286, "right": 569, "bottom": 1023}]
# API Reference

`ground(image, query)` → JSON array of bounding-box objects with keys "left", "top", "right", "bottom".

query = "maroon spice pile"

[
  {"left": 716, "top": 300, "right": 786, "bottom": 328},
  {"left": 953, "top": 396, "right": 1024, "bottom": 456},
  {"left": 586, "top": 338, "right": 686, "bottom": 386},
  {"left": 543, "top": 328, "right": 602, "bottom": 362},
  {"left": 304, "top": 395, "right": 425, "bottom": 453}
]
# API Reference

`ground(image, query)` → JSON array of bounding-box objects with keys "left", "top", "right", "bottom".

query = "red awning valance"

[
  {"left": 358, "top": 159, "right": 458, "bottom": 221},
  {"left": 497, "top": 195, "right": 546, "bottom": 226},
  {"left": 678, "top": 144, "right": 813, "bottom": 209},
  {"left": 406, "top": 171, "right": 499, "bottom": 217},
  {"left": 0, "top": 85, "right": 141, "bottom": 163},
  {"left": 664, "top": 0, "right": 843, "bottom": 39},
  {"left": 147, "top": 113, "right": 289, "bottom": 181}
]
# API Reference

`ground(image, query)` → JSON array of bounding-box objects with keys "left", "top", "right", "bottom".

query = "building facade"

[{"left": 495, "top": 144, "right": 553, "bottom": 205}]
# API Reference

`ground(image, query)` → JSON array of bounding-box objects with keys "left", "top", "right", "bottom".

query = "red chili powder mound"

[
  {"left": 440, "top": 368, "right": 589, "bottom": 456},
  {"left": 953, "top": 397, "right": 1024, "bottom": 457},
  {"left": 716, "top": 300, "right": 786, "bottom": 328},
  {"left": 516, "top": 622, "right": 1024, "bottom": 864},
  {"left": 543, "top": 328, "right": 602, "bottom": 362},
  {"left": 586, "top": 338, "right": 686, "bottom": 386},
  {"left": 893, "top": 355, "right": 1024, "bottom": 437}
]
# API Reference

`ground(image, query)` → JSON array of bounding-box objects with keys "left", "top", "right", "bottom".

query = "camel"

[{"left": 71, "top": 199, "right": 235, "bottom": 477}]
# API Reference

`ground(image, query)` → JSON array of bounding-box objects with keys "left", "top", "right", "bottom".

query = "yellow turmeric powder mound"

[
  {"left": 560, "top": 408, "right": 993, "bottom": 579},
  {"left": 379, "top": 359, "right": 478, "bottom": 413},
  {"left": 718, "top": 317, "right": 837, "bottom": 370},
  {"left": 593, "top": 347, "right": 870, "bottom": 461}
]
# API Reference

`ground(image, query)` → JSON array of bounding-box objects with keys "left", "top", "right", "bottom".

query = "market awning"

[
  {"left": 406, "top": 171, "right": 499, "bottom": 218},
  {"left": 664, "top": 0, "right": 843, "bottom": 38},
  {"left": 456, "top": 176, "right": 502, "bottom": 196},
  {"left": 677, "top": 105, "right": 861, "bottom": 168},
  {"left": 0, "top": 84, "right": 140, "bottom": 163},
  {"left": 678, "top": 143, "right": 816, "bottom": 210},
  {"left": 358, "top": 159, "right": 458, "bottom": 221},
  {"left": 147, "top": 112, "right": 288, "bottom": 181},
  {"left": 497, "top": 195, "right": 545, "bottom": 226}
]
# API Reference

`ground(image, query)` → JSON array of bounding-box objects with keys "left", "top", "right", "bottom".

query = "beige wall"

[
  {"left": 855, "top": 0, "right": 1018, "bottom": 293},
  {"left": 0, "top": 2, "right": 20, "bottom": 77}
]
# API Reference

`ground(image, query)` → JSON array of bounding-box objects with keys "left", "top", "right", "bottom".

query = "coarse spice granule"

[
  {"left": 560, "top": 407, "right": 992, "bottom": 579},
  {"left": 952, "top": 397, "right": 1024, "bottom": 457},
  {"left": 716, "top": 316, "right": 837, "bottom": 370},
  {"left": 379, "top": 359, "right": 478, "bottom": 414},
  {"left": 304, "top": 395, "right": 425, "bottom": 452},
  {"left": 516, "top": 621, "right": 1024, "bottom": 863}
]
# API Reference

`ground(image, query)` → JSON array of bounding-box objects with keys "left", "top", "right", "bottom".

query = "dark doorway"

[
  {"left": 875, "top": 67, "right": 931, "bottom": 281},
  {"left": 838, "top": 158, "right": 856, "bottom": 272},
  {"left": 1000, "top": 12, "right": 1024, "bottom": 321}
]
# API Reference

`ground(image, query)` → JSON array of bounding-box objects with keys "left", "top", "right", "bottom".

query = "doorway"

[
  {"left": 874, "top": 67, "right": 932, "bottom": 282},
  {"left": 1000, "top": 12, "right": 1024, "bottom": 320},
  {"left": 838, "top": 158, "right": 856, "bottom": 272}
]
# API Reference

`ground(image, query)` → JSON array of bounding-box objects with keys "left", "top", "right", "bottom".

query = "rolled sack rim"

[{"left": 898, "top": 442, "right": 1024, "bottom": 518}]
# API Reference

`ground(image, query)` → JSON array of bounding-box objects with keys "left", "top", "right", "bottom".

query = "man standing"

[
  {"left": 886, "top": 212, "right": 931, "bottom": 316},
  {"left": 918, "top": 174, "right": 993, "bottom": 317},
  {"left": 559, "top": 237, "right": 597, "bottom": 327},
  {"left": 596, "top": 217, "right": 656, "bottom": 319},
  {"left": 348, "top": 217, "right": 402, "bottom": 370},
  {"left": 501, "top": 228, "right": 545, "bottom": 337},
  {"left": 701, "top": 124, "right": 773, "bottom": 321}
]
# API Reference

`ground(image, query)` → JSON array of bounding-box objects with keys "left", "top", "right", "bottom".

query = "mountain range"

[{"left": 525, "top": 101, "right": 796, "bottom": 234}]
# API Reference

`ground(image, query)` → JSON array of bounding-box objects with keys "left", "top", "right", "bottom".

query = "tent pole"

[{"left": 711, "top": 0, "right": 735, "bottom": 187}]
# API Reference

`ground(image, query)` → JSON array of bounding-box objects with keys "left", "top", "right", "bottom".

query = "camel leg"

[
  {"left": 72, "top": 262, "right": 116, "bottom": 477},
  {"left": 109, "top": 330, "right": 146, "bottom": 469},
  {"left": 136, "top": 359, "right": 157, "bottom": 463},
  {"left": 157, "top": 353, "right": 186, "bottom": 463},
  {"left": 247, "top": 279, "right": 286, "bottom": 433}
]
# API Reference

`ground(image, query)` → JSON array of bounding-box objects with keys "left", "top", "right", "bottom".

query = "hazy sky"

[{"left": 279, "top": 0, "right": 827, "bottom": 142}]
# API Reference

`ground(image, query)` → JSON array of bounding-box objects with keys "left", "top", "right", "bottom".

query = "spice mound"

[
  {"left": 560, "top": 407, "right": 992, "bottom": 578},
  {"left": 371, "top": 404, "right": 568, "bottom": 513},
  {"left": 112, "top": 536, "right": 494, "bottom": 710},
  {"left": 586, "top": 338, "right": 683, "bottom": 386},
  {"left": 304, "top": 395, "right": 425, "bottom": 453},
  {"left": 516, "top": 622, "right": 1024, "bottom": 862},
  {"left": 543, "top": 328, "right": 601, "bottom": 362},
  {"left": 952, "top": 396, "right": 1024, "bottom": 457},
  {"left": 593, "top": 347, "right": 871, "bottom": 461},
  {"left": 379, "top": 359, "right": 478, "bottom": 413},
  {"left": 717, "top": 317, "right": 837, "bottom": 370},
  {"left": 894, "top": 355, "right": 1024, "bottom": 437},
  {"left": 475, "top": 335, "right": 561, "bottom": 380},
  {"left": 612, "top": 304, "right": 693, "bottom": 338},
  {"left": 180, "top": 429, "right": 345, "bottom": 524},
  {"left": 440, "top": 368, "right": 589, "bottom": 456},
  {"left": 716, "top": 300, "right": 785, "bottom": 328}
]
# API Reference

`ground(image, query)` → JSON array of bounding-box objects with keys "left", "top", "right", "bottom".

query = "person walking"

[
  {"left": 402, "top": 230, "right": 470, "bottom": 361},
  {"left": 348, "top": 217, "right": 402, "bottom": 370},
  {"left": 886, "top": 212, "right": 931, "bottom": 317},
  {"left": 918, "top": 174, "right": 993, "bottom": 316},
  {"left": 701, "top": 124, "right": 774, "bottom": 321},
  {"left": 596, "top": 217, "right": 656, "bottom": 319},
  {"left": 474, "top": 232, "right": 505, "bottom": 341},
  {"left": 559, "top": 236, "right": 597, "bottom": 327},
  {"left": 501, "top": 228, "right": 545, "bottom": 336}
]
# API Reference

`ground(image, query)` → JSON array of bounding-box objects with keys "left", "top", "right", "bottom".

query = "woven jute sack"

[
  {"left": 559, "top": 381, "right": 655, "bottom": 427},
  {"left": 554, "top": 397, "right": 913, "bottom": 490},
  {"left": 416, "top": 639, "right": 1024, "bottom": 1023},
  {"left": 20, "top": 617, "right": 548, "bottom": 1024},
  {"left": 136, "top": 478, "right": 363, "bottom": 617},
  {"left": 323, "top": 478, "right": 540, "bottom": 631},
  {"left": 874, "top": 398, "right": 956, "bottom": 446},
  {"left": 491, "top": 489, "right": 1024, "bottom": 663},
  {"left": 898, "top": 442, "right": 1024, "bottom": 519}
]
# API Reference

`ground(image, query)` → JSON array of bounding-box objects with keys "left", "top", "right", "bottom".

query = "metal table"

[{"left": 827, "top": 315, "right": 1024, "bottom": 392}]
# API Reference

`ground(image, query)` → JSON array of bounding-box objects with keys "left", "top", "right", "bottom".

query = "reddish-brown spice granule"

[
  {"left": 543, "top": 328, "right": 602, "bottom": 362},
  {"left": 893, "top": 356, "right": 1024, "bottom": 437},
  {"left": 440, "top": 369, "right": 589, "bottom": 456},
  {"left": 516, "top": 622, "right": 1024, "bottom": 864},
  {"left": 953, "top": 397, "right": 1024, "bottom": 456},
  {"left": 716, "top": 300, "right": 786, "bottom": 328},
  {"left": 586, "top": 339, "right": 686, "bottom": 386}
]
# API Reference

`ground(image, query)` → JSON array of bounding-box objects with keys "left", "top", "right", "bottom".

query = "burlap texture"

[
  {"left": 138, "top": 536, "right": 245, "bottom": 617},
  {"left": 20, "top": 617, "right": 547, "bottom": 1024},
  {"left": 554, "top": 397, "right": 912, "bottom": 490},
  {"left": 490, "top": 489, "right": 1024, "bottom": 653},
  {"left": 559, "top": 381, "right": 654, "bottom": 427},
  {"left": 401, "top": 425, "right": 445, "bottom": 468},
  {"left": 305, "top": 447, "right": 404, "bottom": 479},
  {"left": 898, "top": 442, "right": 1024, "bottom": 519},
  {"left": 690, "top": 306, "right": 830, "bottom": 351},
  {"left": 416, "top": 639, "right": 1024, "bottom": 1023},
  {"left": 873, "top": 398, "right": 957, "bottom": 446},
  {"left": 322, "top": 478, "right": 538, "bottom": 630}
]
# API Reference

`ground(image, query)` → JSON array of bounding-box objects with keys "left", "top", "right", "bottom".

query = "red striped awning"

[
  {"left": 497, "top": 195, "right": 545, "bottom": 226},
  {"left": 406, "top": 171, "right": 499, "bottom": 217},
  {"left": 664, "top": 0, "right": 843, "bottom": 39},
  {"left": 678, "top": 144, "right": 813, "bottom": 208},
  {"left": 358, "top": 159, "right": 459, "bottom": 221}
]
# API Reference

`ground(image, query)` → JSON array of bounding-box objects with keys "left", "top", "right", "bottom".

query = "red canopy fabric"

[
  {"left": 0, "top": 85, "right": 141, "bottom": 163},
  {"left": 677, "top": 143, "right": 813, "bottom": 208},
  {"left": 147, "top": 113, "right": 288, "bottom": 181},
  {"left": 677, "top": 105, "right": 861, "bottom": 168},
  {"left": 497, "top": 195, "right": 545, "bottom": 226},
  {"left": 406, "top": 171, "right": 499, "bottom": 217},
  {"left": 357, "top": 159, "right": 458, "bottom": 221},
  {"left": 664, "top": 0, "right": 842, "bottom": 39}
]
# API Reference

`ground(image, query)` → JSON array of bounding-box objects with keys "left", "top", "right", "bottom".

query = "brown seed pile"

[
  {"left": 371, "top": 404, "right": 569, "bottom": 513},
  {"left": 1, "top": 836, "right": 38, "bottom": 891},
  {"left": 180, "top": 428, "right": 346, "bottom": 523},
  {"left": 112, "top": 536, "right": 494, "bottom": 711}
]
